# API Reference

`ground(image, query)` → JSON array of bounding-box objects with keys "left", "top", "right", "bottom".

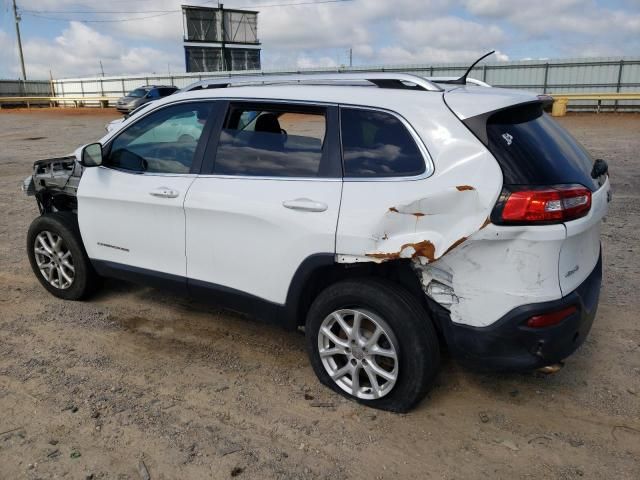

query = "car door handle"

[
  {"left": 282, "top": 198, "right": 328, "bottom": 212},
  {"left": 149, "top": 187, "right": 180, "bottom": 199}
]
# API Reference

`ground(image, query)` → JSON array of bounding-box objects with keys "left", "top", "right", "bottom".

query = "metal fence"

[
  {"left": 8, "top": 56, "right": 640, "bottom": 110},
  {"left": 0, "top": 79, "right": 52, "bottom": 97}
]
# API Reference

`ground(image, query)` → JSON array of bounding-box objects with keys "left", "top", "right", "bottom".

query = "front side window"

[
  {"left": 340, "top": 108, "right": 425, "bottom": 177},
  {"left": 107, "top": 102, "right": 211, "bottom": 174},
  {"left": 213, "top": 104, "right": 327, "bottom": 177}
]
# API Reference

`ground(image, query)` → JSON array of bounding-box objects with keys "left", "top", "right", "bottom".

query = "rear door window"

[
  {"left": 213, "top": 103, "right": 328, "bottom": 177},
  {"left": 340, "top": 108, "right": 425, "bottom": 177},
  {"left": 482, "top": 103, "right": 598, "bottom": 190}
]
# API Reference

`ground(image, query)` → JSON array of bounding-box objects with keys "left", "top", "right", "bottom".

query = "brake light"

[
  {"left": 494, "top": 184, "right": 591, "bottom": 224},
  {"left": 527, "top": 305, "right": 578, "bottom": 328}
]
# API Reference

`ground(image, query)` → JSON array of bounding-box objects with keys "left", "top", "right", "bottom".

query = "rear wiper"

[
  {"left": 591, "top": 159, "right": 608, "bottom": 179},
  {"left": 438, "top": 51, "right": 495, "bottom": 86}
]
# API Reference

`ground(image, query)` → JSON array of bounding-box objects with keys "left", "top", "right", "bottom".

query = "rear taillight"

[
  {"left": 492, "top": 184, "right": 591, "bottom": 225},
  {"left": 527, "top": 305, "right": 578, "bottom": 328}
]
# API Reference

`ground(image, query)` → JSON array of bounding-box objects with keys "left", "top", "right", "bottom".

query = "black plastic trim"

[
  {"left": 190, "top": 101, "right": 226, "bottom": 174},
  {"left": 200, "top": 100, "right": 229, "bottom": 175},
  {"left": 92, "top": 260, "right": 188, "bottom": 295},
  {"left": 90, "top": 254, "right": 336, "bottom": 329},
  {"left": 188, "top": 278, "right": 285, "bottom": 324},
  {"left": 283, "top": 253, "right": 336, "bottom": 329}
]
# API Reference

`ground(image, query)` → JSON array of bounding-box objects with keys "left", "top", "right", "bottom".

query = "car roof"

[{"left": 158, "top": 83, "right": 539, "bottom": 119}]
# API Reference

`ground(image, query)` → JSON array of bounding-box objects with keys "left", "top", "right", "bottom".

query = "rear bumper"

[{"left": 438, "top": 252, "right": 602, "bottom": 371}]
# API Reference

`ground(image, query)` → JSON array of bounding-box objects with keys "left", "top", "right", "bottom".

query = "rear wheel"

[
  {"left": 27, "top": 212, "right": 99, "bottom": 300},
  {"left": 305, "top": 278, "right": 440, "bottom": 412}
]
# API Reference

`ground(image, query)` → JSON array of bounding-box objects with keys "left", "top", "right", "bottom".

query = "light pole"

[{"left": 12, "top": 0, "right": 27, "bottom": 81}]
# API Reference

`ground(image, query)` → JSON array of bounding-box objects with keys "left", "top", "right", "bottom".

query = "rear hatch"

[{"left": 445, "top": 87, "right": 610, "bottom": 295}]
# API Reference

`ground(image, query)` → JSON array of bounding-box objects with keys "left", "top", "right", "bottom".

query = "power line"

[
  {"left": 22, "top": 9, "right": 177, "bottom": 15},
  {"left": 23, "top": 11, "right": 177, "bottom": 23},
  {"left": 21, "top": 0, "right": 354, "bottom": 19}
]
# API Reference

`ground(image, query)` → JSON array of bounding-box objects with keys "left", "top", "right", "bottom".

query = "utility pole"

[
  {"left": 99, "top": 60, "right": 105, "bottom": 77},
  {"left": 349, "top": 48, "right": 353, "bottom": 67},
  {"left": 12, "top": 0, "right": 27, "bottom": 80},
  {"left": 220, "top": 3, "right": 227, "bottom": 71}
]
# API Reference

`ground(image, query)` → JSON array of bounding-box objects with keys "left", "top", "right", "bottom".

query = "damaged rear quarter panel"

[{"left": 336, "top": 101, "right": 503, "bottom": 266}]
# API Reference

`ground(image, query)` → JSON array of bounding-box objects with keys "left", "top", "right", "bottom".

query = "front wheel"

[
  {"left": 305, "top": 278, "right": 440, "bottom": 412},
  {"left": 27, "top": 212, "right": 99, "bottom": 300}
]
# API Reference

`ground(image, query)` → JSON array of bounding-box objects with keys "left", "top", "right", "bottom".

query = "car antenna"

[{"left": 440, "top": 51, "right": 495, "bottom": 85}]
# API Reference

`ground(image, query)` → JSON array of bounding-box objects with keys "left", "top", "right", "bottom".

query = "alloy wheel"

[
  {"left": 34, "top": 230, "right": 75, "bottom": 290},
  {"left": 317, "top": 308, "right": 399, "bottom": 400}
]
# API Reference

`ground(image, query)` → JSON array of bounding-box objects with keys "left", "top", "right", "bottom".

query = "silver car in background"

[{"left": 115, "top": 85, "right": 177, "bottom": 114}]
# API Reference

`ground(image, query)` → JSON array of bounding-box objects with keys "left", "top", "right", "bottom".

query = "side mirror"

[{"left": 81, "top": 143, "right": 103, "bottom": 167}]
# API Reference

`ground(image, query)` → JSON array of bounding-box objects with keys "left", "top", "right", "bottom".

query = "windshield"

[{"left": 127, "top": 88, "right": 148, "bottom": 98}]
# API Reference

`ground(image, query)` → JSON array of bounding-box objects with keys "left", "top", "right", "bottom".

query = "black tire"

[
  {"left": 27, "top": 212, "right": 99, "bottom": 300},
  {"left": 305, "top": 278, "right": 440, "bottom": 412}
]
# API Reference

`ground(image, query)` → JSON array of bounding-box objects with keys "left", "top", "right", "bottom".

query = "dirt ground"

[{"left": 0, "top": 108, "right": 639, "bottom": 480}]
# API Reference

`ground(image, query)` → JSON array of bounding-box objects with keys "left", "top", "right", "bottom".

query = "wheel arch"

[{"left": 285, "top": 255, "right": 427, "bottom": 330}]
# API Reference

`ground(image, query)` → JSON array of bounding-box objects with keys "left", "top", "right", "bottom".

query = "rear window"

[
  {"left": 481, "top": 103, "right": 597, "bottom": 190},
  {"left": 340, "top": 108, "right": 425, "bottom": 177}
]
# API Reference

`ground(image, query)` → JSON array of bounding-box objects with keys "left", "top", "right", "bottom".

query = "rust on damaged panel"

[
  {"left": 456, "top": 185, "right": 475, "bottom": 191},
  {"left": 366, "top": 240, "right": 436, "bottom": 262},
  {"left": 388, "top": 206, "right": 427, "bottom": 217}
]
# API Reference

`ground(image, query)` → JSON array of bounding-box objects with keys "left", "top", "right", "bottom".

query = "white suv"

[{"left": 24, "top": 72, "right": 610, "bottom": 412}]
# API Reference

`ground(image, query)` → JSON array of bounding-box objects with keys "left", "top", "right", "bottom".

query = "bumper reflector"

[{"left": 527, "top": 305, "right": 578, "bottom": 328}]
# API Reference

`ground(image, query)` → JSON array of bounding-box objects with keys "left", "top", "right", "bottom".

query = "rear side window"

[
  {"left": 340, "top": 108, "right": 425, "bottom": 177},
  {"left": 481, "top": 103, "right": 598, "bottom": 190},
  {"left": 213, "top": 104, "right": 327, "bottom": 177}
]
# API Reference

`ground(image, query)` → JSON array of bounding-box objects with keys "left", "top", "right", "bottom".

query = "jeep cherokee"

[{"left": 23, "top": 72, "right": 610, "bottom": 412}]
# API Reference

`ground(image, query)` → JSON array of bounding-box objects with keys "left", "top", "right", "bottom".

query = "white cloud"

[
  {"left": 20, "top": 22, "right": 182, "bottom": 78},
  {"left": 296, "top": 55, "right": 339, "bottom": 69},
  {"left": 395, "top": 17, "right": 505, "bottom": 50},
  {"left": 464, "top": 0, "right": 640, "bottom": 36},
  {"left": 376, "top": 46, "right": 508, "bottom": 65}
]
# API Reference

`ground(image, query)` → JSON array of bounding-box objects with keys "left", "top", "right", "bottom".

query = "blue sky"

[{"left": 1, "top": 0, "right": 639, "bottom": 79}]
